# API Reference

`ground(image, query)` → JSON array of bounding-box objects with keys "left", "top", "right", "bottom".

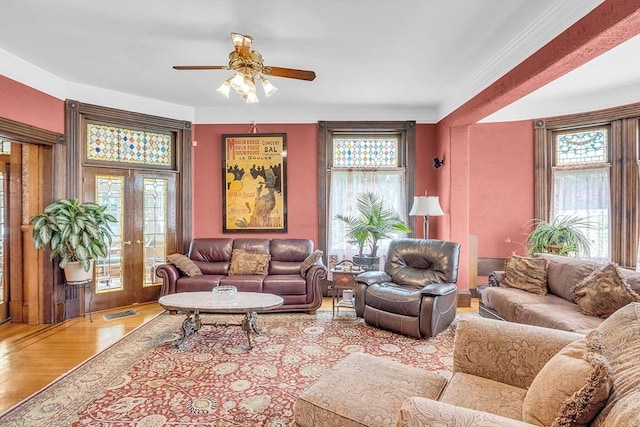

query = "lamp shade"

[{"left": 409, "top": 196, "right": 444, "bottom": 216}]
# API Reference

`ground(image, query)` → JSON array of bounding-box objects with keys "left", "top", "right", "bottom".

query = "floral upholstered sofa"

[
  {"left": 293, "top": 303, "right": 640, "bottom": 427},
  {"left": 480, "top": 253, "right": 640, "bottom": 333}
]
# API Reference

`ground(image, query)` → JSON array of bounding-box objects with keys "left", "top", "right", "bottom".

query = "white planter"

[{"left": 64, "top": 260, "right": 94, "bottom": 283}]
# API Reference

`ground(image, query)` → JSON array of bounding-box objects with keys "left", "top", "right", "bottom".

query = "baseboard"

[{"left": 457, "top": 290, "right": 471, "bottom": 308}]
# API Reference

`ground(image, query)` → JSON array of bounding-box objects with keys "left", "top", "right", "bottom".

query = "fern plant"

[
  {"left": 526, "top": 215, "right": 593, "bottom": 257},
  {"left": 30, "top": 198, "right": 116, "bottom": 271}
]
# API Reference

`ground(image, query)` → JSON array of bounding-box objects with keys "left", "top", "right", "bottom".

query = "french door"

[
  {"left": 83, "top": 167, "right": 177, "bottom": 312},
  {"left": 0, "top": 158, "right": 8, "bottom": 323}
]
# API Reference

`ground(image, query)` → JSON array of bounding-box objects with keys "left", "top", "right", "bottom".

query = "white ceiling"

[{"left": 1, "top": 0, "right": 638, "bottom": 124}]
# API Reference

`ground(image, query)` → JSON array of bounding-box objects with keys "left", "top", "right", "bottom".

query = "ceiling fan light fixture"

[
  {"left": 216, "top": 78, "right": 232, "bottom": 98},
  {"left": 259, "top": 75, "right": 278, "bottom": 97},
  {"left": 246, "top": 91, "right": 259, "bottom": 104},
  {"left": 230, "top": 72, "right": 246, "bottom": 91}
]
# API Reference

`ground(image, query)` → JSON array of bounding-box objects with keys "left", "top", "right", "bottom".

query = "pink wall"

[
  {"left": 0, "top": 76, "right": 64, "bottom": 133},
  {"left": 192, "top": 123, "right": 320, "bottom": 244},
  {"left": 469, "top": 121, "right": 534, "bottom": 257}
]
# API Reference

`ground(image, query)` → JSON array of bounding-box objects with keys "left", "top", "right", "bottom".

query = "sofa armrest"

[
  {"left": 397, "top": 397, "right": 535, "bottom": 427},
  {"left": 488, "top": 270, "right": 504, "bottom": 287},
  {"left": 355, "top": 271, "right": 391, "bottom": 285},
  {"left": 155, "top": 263, "right": 181, "bottom": 296},
  {"left": 303, "top": 263, "right": 328, "bottom": 310},
  {"left": 453, "top": 317, "right": 584, "bottom": 389},
  {"left": 420, "top": 282, "right": 457, "bottom": 296}
]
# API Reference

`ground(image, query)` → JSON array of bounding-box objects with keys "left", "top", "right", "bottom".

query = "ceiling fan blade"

[
  {"left": 263, "top": 66, "right": 316, "bottom": 81},
  {"left": 173, "top": 65, "right": 228, "bottom": 70}
]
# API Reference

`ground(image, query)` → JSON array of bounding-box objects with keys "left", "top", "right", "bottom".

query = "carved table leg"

[
  {"left": 176, "top": 310, "right": 201, "bottom": 349},
  {"left": 241, "top": 311, "right": 260, "bottom": 349}
]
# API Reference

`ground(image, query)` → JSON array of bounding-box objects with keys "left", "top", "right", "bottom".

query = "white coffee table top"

[{"left": 158, "top": 291, "right": 284, "bottom": 313}]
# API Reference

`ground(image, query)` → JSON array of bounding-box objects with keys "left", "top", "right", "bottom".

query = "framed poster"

[{"left": 222, "top": 133, "right": 287, "bottom": 232}]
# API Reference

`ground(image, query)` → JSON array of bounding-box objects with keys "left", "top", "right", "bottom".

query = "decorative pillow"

[
  {"left": 522, "top": 331, "right": 612, "bottom": 427},
  {"left": 228, "top": 249, "right": 270, "bottom": 275},
  {"left": 501, "top": 255, "right": 549, "bottom": 295},
  {"left": 167, "top": 253, "right": 202, "bottom": 277},
  {"left": 571, "top": 263, "right": 640, "bottom": 318},
  {"left": 300, "top": 249, "right": 323, "bottom": 278}
]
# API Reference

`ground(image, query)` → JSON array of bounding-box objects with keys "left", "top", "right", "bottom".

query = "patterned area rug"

[{"left": 0, "top": 311, "right": 470, "bottom": 426}]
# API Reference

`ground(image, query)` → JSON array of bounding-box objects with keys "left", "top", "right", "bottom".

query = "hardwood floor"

[{"left": 0, "top": 297, "right": 479, "bottom": 414}]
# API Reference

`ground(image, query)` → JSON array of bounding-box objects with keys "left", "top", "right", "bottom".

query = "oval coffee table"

[{"left": 158, "top": 291, "right": 284, "bottom": 349}]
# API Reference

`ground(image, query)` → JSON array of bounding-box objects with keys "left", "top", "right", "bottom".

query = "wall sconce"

[
  {"left": 409, "top": 196, "right": 445, "bottom": 239},
  {"left": 433, "top": 157, "right": 444, "bottom": 169}
]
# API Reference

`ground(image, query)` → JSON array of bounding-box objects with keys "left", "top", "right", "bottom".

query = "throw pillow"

[
  {"left": 522, "top": 331, "right": 612, "bottom": 427},
  {"left": 571, "top": 263, "right": 640, "bottom": 318},
  {"left": 228, "top": 249, "right": 270, "bottom": 275},
  {"left": 167, "top": 253, "right": 202, "bottom": 277},
  {"left": 300, "top": 249, "right": 323, "bottom": 278},
  {"left": 501, "top": 255, "right": 549, "bottom": 295}
]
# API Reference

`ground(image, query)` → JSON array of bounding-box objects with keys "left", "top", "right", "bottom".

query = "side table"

[
  {"left": 330, "top": 269, "right": 360, "bottom": 317},
  {"left": 63, "top": 279, "right": 94, "bottom": 322}
]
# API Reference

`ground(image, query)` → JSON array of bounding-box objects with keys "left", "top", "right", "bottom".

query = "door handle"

[
  {"left": 136, "top": 240, "right": 144, "bottom": 244},
  {"left": 123, "top": 241, "right": 132, "bottom": 245}
]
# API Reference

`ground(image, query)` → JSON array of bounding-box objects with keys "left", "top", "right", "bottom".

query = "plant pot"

[
  {"left": 352, "top": 255, "right": 380, "bottom": 272},
  {"left": 64, "top": 260, "right": 94, "bottom": 283}
]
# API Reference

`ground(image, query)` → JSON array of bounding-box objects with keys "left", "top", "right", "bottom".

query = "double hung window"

[{"left": 318, "top": 121, "right": 415, "bottom": 267}]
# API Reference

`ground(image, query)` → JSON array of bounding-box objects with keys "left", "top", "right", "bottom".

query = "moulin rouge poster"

[{"left": 222, "top": 134, "right": 287, "bottom": 232}]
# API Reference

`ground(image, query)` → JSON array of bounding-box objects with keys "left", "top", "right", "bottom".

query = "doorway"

[
  {"left": 0, "top": 156, "right": 8, "bottom": 323},
  {"left": 83, "top": 167, "right": 177, "bottom": 312}
]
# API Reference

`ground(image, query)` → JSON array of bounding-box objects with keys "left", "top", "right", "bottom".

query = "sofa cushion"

[
  {"left": 591, "top": 302, "right": 640, "bottom": 427},
  {"left": 571, "top": 263, "right": 640, "bottom": 318},
  {"left": 228, "top": 249, "right": 270, "bottom": 275},
  {"left": 536, "top": 254, "right": 604, "bottom": 303},
  {"left": 440, "top": 372, "right": 526, "bottom": 421},
  {"left": 522, "top": 332, "right": 612, "bottom": 427},
  {"left": 167, "top": 253, "right": 202, "bottom": 277},
  {"left": 300, "top": 249, "right": 323, "bottom": 278},
  {"left": 501, "top": 255, "right": 549, "bottom": 295}
]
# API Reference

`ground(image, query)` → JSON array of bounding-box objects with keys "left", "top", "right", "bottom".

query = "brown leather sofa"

[
  {"left": 156, "top": 238, "right": 327, "bottom": 314},
  {"left": 354, "top": 238, "right": 461, "bottom": 338}
]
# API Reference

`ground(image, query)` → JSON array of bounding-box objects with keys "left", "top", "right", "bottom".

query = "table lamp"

[{"left": 409, "top": 195, "right": 445, "bottom": 239}]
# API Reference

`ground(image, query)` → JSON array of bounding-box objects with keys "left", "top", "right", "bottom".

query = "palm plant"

[
  {"left": 335, "top": 191, "right": 411, "bottom": 257},
  {"left": 30, "top": 198, "right": 117, "bottom": 271},
  {"left": 526, "top": 215, "right": 593, "bottom": 257}
]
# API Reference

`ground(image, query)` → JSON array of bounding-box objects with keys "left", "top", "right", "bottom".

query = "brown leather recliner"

[{"left": 354, "top": 238, "right": 461, "bottom": 338}]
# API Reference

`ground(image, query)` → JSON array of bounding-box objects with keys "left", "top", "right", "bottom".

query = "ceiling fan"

[{"left": 173, "top": 33, "right": 316, "bottom": 103}]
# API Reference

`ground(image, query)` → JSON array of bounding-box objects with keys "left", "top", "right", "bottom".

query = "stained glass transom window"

[
  {"left": 0, "top": 139, "right": 10, "bottom": 155},
  {"left": 87, "top": 124, "right": 172, "bottom": 166},
  {"left": 556, "top": 129, "right": 607, "bottom": 165},
  {"left": 333, "top": 137, "right": 398, "bottom": 168}
]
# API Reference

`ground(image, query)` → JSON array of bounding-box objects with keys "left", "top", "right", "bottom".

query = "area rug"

[{"left": 0, "top": 311, "right": 471, "bottom": 426}]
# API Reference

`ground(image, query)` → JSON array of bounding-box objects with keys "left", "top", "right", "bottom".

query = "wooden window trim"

[
  {"left": 534, "top": 103, "right": 640, "bottom": 268},
  {"left": 317, "top": 121, "right": 416, "bottom": 260}
]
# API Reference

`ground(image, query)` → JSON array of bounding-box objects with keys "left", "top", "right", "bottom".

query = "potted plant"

[
  {"left": 335, "top": 191, "right": 411, "bottom": 270},
  {"left": 525, "top": 215, "right": 593, "bottom": 257},
  {"left": 30, "top": 198, "right": 117, "bottom": 282}
]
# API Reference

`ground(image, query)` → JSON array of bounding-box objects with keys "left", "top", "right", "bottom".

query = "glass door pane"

[
  {"left": 95, "top": 176, "right": 125, "bottom": 292},
  {"left": 143, "top": 178, "right": 167, "bottom": 286}
]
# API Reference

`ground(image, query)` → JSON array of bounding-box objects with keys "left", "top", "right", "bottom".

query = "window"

[
  {"left": 551, "top": 128, "right": 610, "bottom": 261},
  {"left": 318, "top": 121, "right": 415, "bottom": 267},
  {"left": 534, "top": 104, "right": 640, "bottom": 268}
]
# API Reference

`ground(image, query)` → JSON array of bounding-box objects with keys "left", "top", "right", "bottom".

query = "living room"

[{"left": 1, "top": 1, "right": 639, "bottom": 425}]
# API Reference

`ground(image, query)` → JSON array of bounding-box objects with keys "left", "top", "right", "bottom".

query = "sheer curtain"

[
  {"left": 328, "top": 170, "right": 406, "bottom": 269},
  {"left": 551, "top": 167, "right": 610, "bottom": 261}
]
